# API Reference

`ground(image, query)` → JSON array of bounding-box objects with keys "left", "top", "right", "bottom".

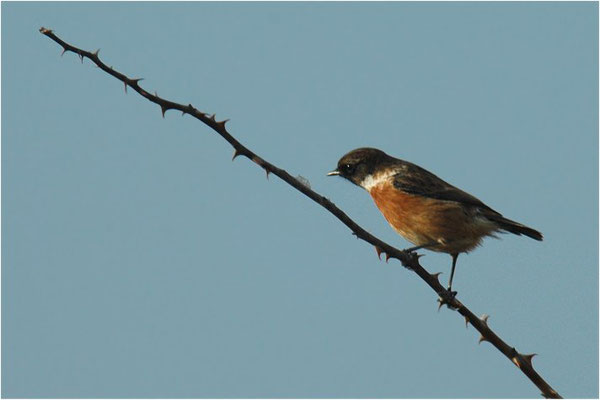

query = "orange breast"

[{"left": 368, "top": 182, "right": 496, "bottom": 254}]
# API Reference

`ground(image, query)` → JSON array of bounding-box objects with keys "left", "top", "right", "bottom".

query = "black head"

[{"left": 327, "top": 147, "right": 395, "bottom": 187}]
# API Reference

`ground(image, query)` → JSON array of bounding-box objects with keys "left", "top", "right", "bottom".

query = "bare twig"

[{"left": 39, "top": 27, "right": 561, "bottom": 399}]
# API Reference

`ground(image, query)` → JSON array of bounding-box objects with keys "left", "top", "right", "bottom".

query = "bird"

[{"left": 327, "top": 147, "right": 542, "bottom": 292}]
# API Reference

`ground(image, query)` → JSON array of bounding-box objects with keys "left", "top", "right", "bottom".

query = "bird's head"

[{"left": 327, "top": 147, "right": 395, "bottom": 189}]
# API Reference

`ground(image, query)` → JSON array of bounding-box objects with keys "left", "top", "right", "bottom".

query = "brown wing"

[
  {"left": 392, "top": 161, "right": 500, "bottom": 215},
  {"left": 392, "top": 161, "right": 543, "bottom": 241}
]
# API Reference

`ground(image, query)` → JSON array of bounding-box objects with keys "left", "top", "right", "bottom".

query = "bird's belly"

[{"left": 369, "top": 184, "right": 497, "bottom": 254}]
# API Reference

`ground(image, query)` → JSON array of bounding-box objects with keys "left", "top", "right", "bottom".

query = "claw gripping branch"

[{"left": 39, "top": 27, "right": 562, "bottom": 399}]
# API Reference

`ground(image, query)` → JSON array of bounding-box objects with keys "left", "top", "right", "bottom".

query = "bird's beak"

[{"left": 327, "top": 170, "right": 340, "bottom": 176}]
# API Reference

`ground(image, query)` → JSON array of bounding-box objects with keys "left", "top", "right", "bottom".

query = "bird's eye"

[{"left": 342, "top": 163, "right": 356, "bottom": 174}]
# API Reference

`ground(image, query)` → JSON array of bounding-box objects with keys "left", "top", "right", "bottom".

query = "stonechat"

[{"left": 327, "top": 147, "right": 542, "bottom": 291}]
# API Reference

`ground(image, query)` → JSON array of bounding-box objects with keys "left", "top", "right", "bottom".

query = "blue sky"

[{"left": 2, "top": 2, "right": 598, "bottom": 398}]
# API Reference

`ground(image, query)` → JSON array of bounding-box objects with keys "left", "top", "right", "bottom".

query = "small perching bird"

[{"left": 328, "top": 147, "right": 542, "bottom": 292}]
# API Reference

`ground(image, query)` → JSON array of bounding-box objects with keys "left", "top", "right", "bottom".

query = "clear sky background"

[{"left": 2, "top": 2, "right": 598, "bottom": 398}]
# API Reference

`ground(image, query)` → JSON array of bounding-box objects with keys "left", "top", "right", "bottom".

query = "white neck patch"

[{"left": 360, "top": 170, "right": 397, "bottom": 191}]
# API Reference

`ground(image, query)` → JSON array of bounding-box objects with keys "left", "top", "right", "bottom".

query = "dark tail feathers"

[{"left": 488, "top": 215, "right": 543, "bottom": 241}]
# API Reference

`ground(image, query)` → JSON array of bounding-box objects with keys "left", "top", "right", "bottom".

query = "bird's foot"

[
  {"left": 445, "top": 287, "right": 457, "bottom": 298},
  {"left": 398, "top": 247, "right": 425, "bottom": 269},
  {"left": 437, "top": 287, "right": 458, "bottom": 310}
]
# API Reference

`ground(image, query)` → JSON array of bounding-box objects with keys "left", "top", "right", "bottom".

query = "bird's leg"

[
  {"left": 447, "top": 253, "right": 459, "bottom": 296},
  {"left": 436, "top": 254, "right": 459, "bottom": 309}
]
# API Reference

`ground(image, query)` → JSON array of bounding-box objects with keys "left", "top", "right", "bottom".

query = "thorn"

[
  {"left": 92, "top": 48, "right": 100, "bottom": 57},
  {"left": 161, "top": 106, "right": 167, "bottom": 118},
  {"left": 78, "top": 53, "right": 84, "bottom": 63},
  {"left": 385, "top": 253, "right": 392, "bottom": 263},
  {"left": 404, "top": 251, "right": 424, "bottom": 267},
  {"left": 430, "top": 272, "right": 443, "bottom": 286},
  {"left": 480, "top": 314, "right": 490, "bottom": 327},
  {"left": 519, "top": 353, "right": 537, "bottom": 367},
  {"left": 154, "top": 91, "right": 158, "bottom": 97},
  {"left": 232, "top": 149, "right": 242, "bottom": 161},
  {"left": 209, "top": 113, "right": 216, "bottom": 122},
  {"left": 511, "top": 353, "right": 534, "bottom": 368},
  {"left": 265, "top": 169, "right": 270, "bottom": 179},
  {"left": 61, "top": 47, "right": 68, "bottom": 57},
  {"left": 464, "top": 316, "right": 469, "bottom": 329},
  {"left": 131, "top": 78, "right": 144, "bottom": 85},
  {"left": 217, "top": 119, "right": 229, "bottom": 130},
  {"left": 123, "top": 82, "right": 127, "bottom": 94},
  {"left": 374, "top": 246, "right": 384, "bottom": 260},
  {"left": 477, "top": 314, "right": 490, "bottom": 343}
]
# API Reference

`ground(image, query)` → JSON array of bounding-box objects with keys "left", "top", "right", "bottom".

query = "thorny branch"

[{"left": 39, "top": 27, "right": 561, "bottom": 399}]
